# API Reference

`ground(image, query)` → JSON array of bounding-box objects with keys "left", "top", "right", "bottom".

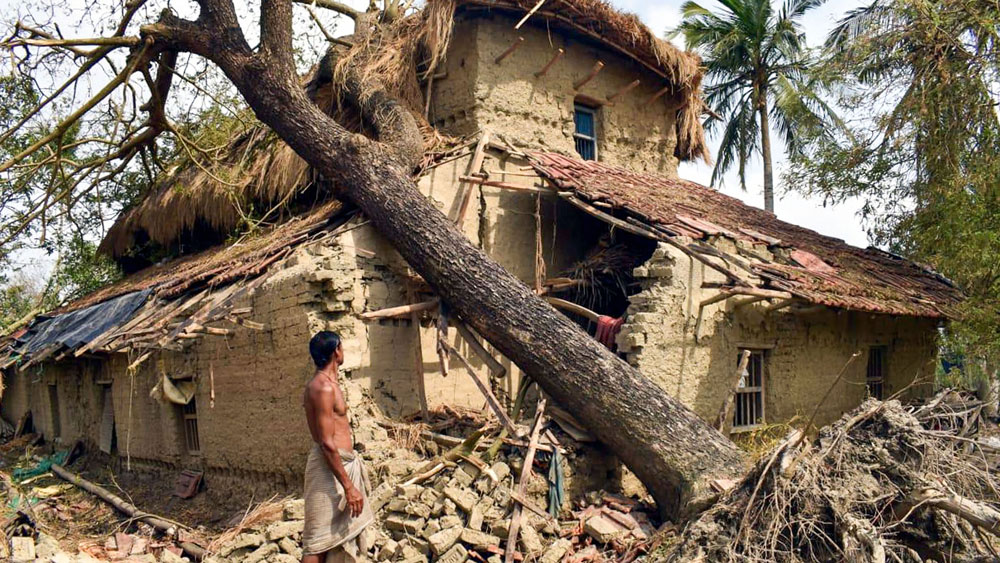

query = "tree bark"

[
  {"left": 141, "top": 4, "right": 746, "bottom": 517},
  {"left": 759, "top": 95, "right": 775, "bottom": 213}
]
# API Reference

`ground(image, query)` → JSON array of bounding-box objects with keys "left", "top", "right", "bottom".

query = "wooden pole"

[
  {"left": 505, "top": 396, "right": 547, "bottom": 563},
  {"left": 544, "top": 296, "right": 601, "bottom": 323},
  {"left": 715, "top": 350, "right": 751, "bottom": 431},
  {"left": 515, "top": 0, "right": 547, "bottom": 29},
  {"left": 644, "top": 84, "right": 672, "bottom": 107},
  {"left": 455, "top": 322, "right": 506, "bottom": 379},
  {"left": 495, "top": 37, "right": 525, "bottom": 64},
  {"left": 49, "top": 463, "right": 206, "bottom": 560},
  {"left": 607, "top": 79, "right": 640, "bottom": 104},
  {"left": 445, "top": 341, "right": 519, "bottom": 437},
  {"left": 408, "top": 286, "right": 430, "bottom": 420},
  {"left": 455, "top": 131, "right": 492, "bottom": 227},
  {"left": 573, "top": 61, "right": 605, "bottom": 90},
  {"left": 360, "top": 298, "right": 440, "bottom": 320},
  {"left": 534, "top": 48, "right": 564, "bottom": 78}
]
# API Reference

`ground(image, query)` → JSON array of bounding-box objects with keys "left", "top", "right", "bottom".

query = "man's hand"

[{"left": 345, "top": 483, "right": 364, "bottom": 517}]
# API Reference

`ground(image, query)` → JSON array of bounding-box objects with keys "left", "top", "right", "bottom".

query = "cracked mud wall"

[{"left": 618, "top": 241, "right": 940, "bottom": 432}]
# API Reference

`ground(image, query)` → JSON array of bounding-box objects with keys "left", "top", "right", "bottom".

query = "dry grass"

[
  {"left": 206, "top": 495, "right": 286, "bottom": 554},
  {"left": 670, "top": 399, "right": 1000, "bottom": 562}
]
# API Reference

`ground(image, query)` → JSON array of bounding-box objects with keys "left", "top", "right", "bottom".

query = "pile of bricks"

[
  {"left": 203, "top": 500, "right": 307, "bottom": 563},
  {"left": 365, "top": 455, "right": 656, "bottom": 563}
]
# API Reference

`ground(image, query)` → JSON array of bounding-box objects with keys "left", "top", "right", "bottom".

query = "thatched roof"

[{"left": 100, "top": 0, "right": 708, "bottom": 259}]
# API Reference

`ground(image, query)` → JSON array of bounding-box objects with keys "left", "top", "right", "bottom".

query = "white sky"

[
  {"left": 1, "top": 0, "right": 872, "bottom": 280},
  {"left": 612, "top": 0, "right": 869, "bottom": 247}
]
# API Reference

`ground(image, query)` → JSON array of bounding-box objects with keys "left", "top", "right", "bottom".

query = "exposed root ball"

[{"left": 670, "top": 399, "right": 1000, "bottom": 562}]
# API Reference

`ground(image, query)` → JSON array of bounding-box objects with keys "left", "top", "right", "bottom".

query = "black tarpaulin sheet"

[{"left": 12, "top": 289, "right": 152, "bottom": 359}]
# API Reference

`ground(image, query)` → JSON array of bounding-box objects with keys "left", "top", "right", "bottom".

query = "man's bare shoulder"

[{"left": 306, "top": 374, "right": 336, "bottom": 397}]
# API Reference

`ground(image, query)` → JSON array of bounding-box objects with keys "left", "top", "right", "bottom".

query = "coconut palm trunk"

[{"left": 759, "top": 97, "right": 775, "bottom": 213}]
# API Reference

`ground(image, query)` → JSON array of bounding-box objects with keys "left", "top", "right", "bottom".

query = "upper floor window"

[{"left": 573, "top": 104, "right": 598, "bottom": 161}]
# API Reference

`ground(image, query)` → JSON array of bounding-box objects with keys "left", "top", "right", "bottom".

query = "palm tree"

[{"left": 673, "top": 0, "right": 835, "bottom": 212}]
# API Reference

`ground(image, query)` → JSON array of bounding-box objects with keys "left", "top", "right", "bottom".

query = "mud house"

[{"left": 0, "top": 0, "right": 961, "bottom": 498}]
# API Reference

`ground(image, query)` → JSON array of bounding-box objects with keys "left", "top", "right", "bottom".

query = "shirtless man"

[{"left": 302, "top": 331, "right": 373, "bottom": 563}]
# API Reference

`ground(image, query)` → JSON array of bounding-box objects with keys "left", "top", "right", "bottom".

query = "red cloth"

[{"left": 595, "top": 316, "right": 625, "bottom": 349}]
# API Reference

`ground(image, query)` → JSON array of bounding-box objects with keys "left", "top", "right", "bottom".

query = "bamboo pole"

[
  {"left": 505, "top": 396, "right": 547, "bottom": 563},
  {"left": 360, "top": 298, "right": 440, "bottom": 320},
  {"left": 495, "top": 37, "right": 525, "bottom": 64},
  {"left": 49, "top": 463, "right": 206, "bottom": 560},
  {"left": 534, "top": 48, "right": 564, "bottom": 78},
  {"left": 573, "top": 61, "right": 605, "bottom": 90}
]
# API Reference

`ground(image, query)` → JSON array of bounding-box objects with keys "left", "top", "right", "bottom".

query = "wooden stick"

[
  {"left": 495, "top": 37, "right": 525, "bottom": 64},
  {"left": 49, "top": 463, "right": 206, "bottom": 560},
  {"left": 445, "top": 341, "right": 519, "bottom": 437},
  {"left": 544, "top": 296, "right": 601, "bottom": 323},
  {"left": 607, "top": 79, "right": 640, "bottom": 104},
  {"left": 456, "top": 131, "right": 492, "bottom": 227},
  {"left": 573, "top": 61, "right": 604, "bottom": 90},
  {"left": 458, "top": 175, "right": 555, "bottom": 194},
  {"left": 487, "top": 376, "right": 532, "bottom": 461},
  {"left": 376, "top": 420, "right": 557, "bottom": 454},
  {"left": 505, "top": 396, "right": 547, "bottom": 563},
  {"left": 715, "top": 350, "right": 751, "bottom": 431},
  {"left": 408, "top": 286, "right": 430, "bottom": 421},
  {"left": 534, "top": 48, "right": 564, "bottom": 78},
  {"left": 644, "top": 84, "right": 672, "bottom": 107},
  {"left": 515, "top": 0, "right": 547, "bottom": 29},
  {"left": 455, "top": 322, "right": 506, "bottom": 379},
  {"left": 360, "top": 298, "right": 440, "bottom": 320},
  {"left": 436, "top": 305, "right": 450, "bottom": 377},
  {"left": 909, "top": 486, "right": 1000, "bottom": 537}
]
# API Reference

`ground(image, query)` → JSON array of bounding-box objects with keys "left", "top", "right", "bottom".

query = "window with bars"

[
  {"left": 867, "top": 347, "right": 886, "bottom": 399},
  {"left": 573, "top": 104, "right": 598, "bottom": 161},
  {"left": 733, "top": 349, "right": 765, "bottom": 430},
  {"left": 182, "top": 399, "right": 200, "bottom": 454}
]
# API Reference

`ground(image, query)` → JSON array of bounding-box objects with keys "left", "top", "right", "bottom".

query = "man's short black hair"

[{"left": 309, "top": 331, "right": 342, "bottom": 369}]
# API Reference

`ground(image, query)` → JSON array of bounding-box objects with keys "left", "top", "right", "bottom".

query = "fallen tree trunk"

[
  {"left": 49, "top": 463, "right": 206, "bottom": 560},
  {"left": 143, "top": 3, "right": 746, "bottom": 517}
]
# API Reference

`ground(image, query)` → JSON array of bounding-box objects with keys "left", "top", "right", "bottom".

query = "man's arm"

[{"left": 310, "top": 383, "right": 364, "bottom": 516}]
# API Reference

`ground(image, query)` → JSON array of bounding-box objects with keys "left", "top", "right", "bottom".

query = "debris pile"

[{"left": 668, "top": 396, "right": 1000, "bottom": 562}]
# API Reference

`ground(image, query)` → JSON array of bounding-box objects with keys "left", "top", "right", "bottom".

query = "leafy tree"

[
  {"left": 673, "top": 0, "right": 837, "bottom": 212},
  {"left": 786, "top": 0, "right": 1000, "bottom": 361}
]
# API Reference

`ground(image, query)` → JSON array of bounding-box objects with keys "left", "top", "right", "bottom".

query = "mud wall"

[
  {"left": 431, "top": 12, "right": 684, "bottom": 175},
  {"left": 618, "top": 241, "right": 940, "bottom": 431}
]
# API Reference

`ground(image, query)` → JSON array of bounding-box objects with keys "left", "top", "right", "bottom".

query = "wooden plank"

[
  {"left": 456, "top": 131, "right": 492, "bottom": 227},
  {"left": 361, "top": 298, "right": 440, "bottom": 320},
  {"left": 505, "top": 396, "right": 547, "bottom": 563},
  {"left": 445, "top": 341, "right": 519, "bottom": 437},
  {"left": 455, "top": 322, "right": 506, "bottom": 379},
  {"left": 716, "top": 350, "right": 751, "bottom": 431}
]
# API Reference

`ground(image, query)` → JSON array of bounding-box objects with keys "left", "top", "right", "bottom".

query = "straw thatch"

[{"left": 101, "top": 0, "right": 710, "bottom": 257}]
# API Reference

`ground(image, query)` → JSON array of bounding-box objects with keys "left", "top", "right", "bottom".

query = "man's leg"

[{"left": 302, "top": 551, "right": 328, "bottom": 563}]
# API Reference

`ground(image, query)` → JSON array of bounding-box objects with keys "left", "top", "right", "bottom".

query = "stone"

[
  {"left": 459, "top": 529, "right": 500, "bottom": 549},
  {"left": 453, "top": 462, "right": 478, "bottom": 486},
  {"left": 418, "top": 487, "right": 440, "bottom": 506},
  {"left": 378, "top": 539, "right": 398, "bottom": 561},
  {"left": 520, "top": 523, "right": 544, "bottom": 555},
  {"left": 440, "top": 515, "right": 462, "bottom": 529},
  {"left": 396, "top": 539, "right": 424, "bottom": 561},
  {"left": 421, "top": 519, "right": 442, "bottom": 539},
  {"left": 131, "top": 537, "right": 149, "bottom": 555},
  {"left": 159, "top": 549, "right": 188, "bottom": 563},
  {"left": 385, "top": 514, "right": 427, "bottom": 535},
  {"left": 584, "top": 515, "right": 626, "bottom": 543},
  {"left": 489, "top": 519, "right": 510, "bottom": 539},
  {"left": 442, "top": 498, "right": 458, "bottom": 516},
  {"left": 437, "top": 543, "right": 469, "bottom": 563},
  {"left": 487, "top": 556, "right": 502, "bottom": 563},
  {"left": 539, "top": 539, "right": 572, "bottom": 563},
  {"left": 395, "top": 483, "right": 424, "bottom": 498},
  {"left": 443, "top": 487, "right": 477, "bottom": 513},
  {"left": 283, "top": 499, "right": 305, "bottom": 520},
  {"left": 218, "top": 533, "right": 264, "bottom": 557},
  {"left": 490, "top": 461, "right": 510, "bottom": 482},
  {"left": 492, "top": 486, "right": 510, "bottom": 509},
  {"left": 277, "top": 536, "right": 302, "bottom": 558},
  {"left": 387, "top": 498, "right": 432, "bottom": 519},
  {"left": 129, "top": 555, "right": 157, "bottom": 563},
  {"left": 10, "top": 536, "right": 35, "bottom": 562},
  {"left": 34, "top": 531, "right": 60, "bottom": 560},
  {"left": 427, "top": 525, "right": 463, "bottom": 555},
  {"left": 408, "top": 536, "right": 431, "bottom": 555},
  {"left": 370, "top": 482, "right": 395, "bottom": 512},
  {"left": 271, "top": 555, "right": 299, "bottom": 563},
  {"left": 467, "top": 503, "right": 484, "bottom": 531},
  {"left": 266, "top": 519, "right": 305, "bottom": 540},
  {"left": 241, "top": 542, "right": 278, "bottom": 563}
]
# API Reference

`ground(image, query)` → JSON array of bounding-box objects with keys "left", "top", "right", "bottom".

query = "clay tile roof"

[{"left": 528, "top": 152, "right": 963, "bottom": 319}]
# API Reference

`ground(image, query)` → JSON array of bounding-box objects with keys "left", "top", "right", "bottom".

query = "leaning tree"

[{"left": 0, "top": 0, "right": 746, "bottom": 515}]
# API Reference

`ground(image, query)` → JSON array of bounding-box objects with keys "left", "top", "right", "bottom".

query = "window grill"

[
  {"left": 573, "top": 104, "right": 598, "bottom": 161},
  {"left": 733, "top": 350, "right": 765, "bottom": 429},
  {"left": 182, "top": 399, "right": 200, "bottom": 454},
  {"left": 867, "top": 347, "right": 886, "bottom": 399}
]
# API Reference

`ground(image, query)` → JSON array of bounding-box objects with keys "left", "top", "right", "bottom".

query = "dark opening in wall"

[{"left": 47, "top": 384, "right": 61, "bottom": 440}]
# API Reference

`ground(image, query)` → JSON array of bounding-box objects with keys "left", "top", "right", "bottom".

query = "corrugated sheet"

[{"left": 528, "top": 152, "right": 962, "bottom": 319}]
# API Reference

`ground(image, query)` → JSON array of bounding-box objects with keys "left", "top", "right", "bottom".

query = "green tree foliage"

[
  {"left": 673, "top": 0, "right": 837, "bottom": 212},
  {"left": 786, "top": 0, "right": 1000, "bottom": 361}
]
